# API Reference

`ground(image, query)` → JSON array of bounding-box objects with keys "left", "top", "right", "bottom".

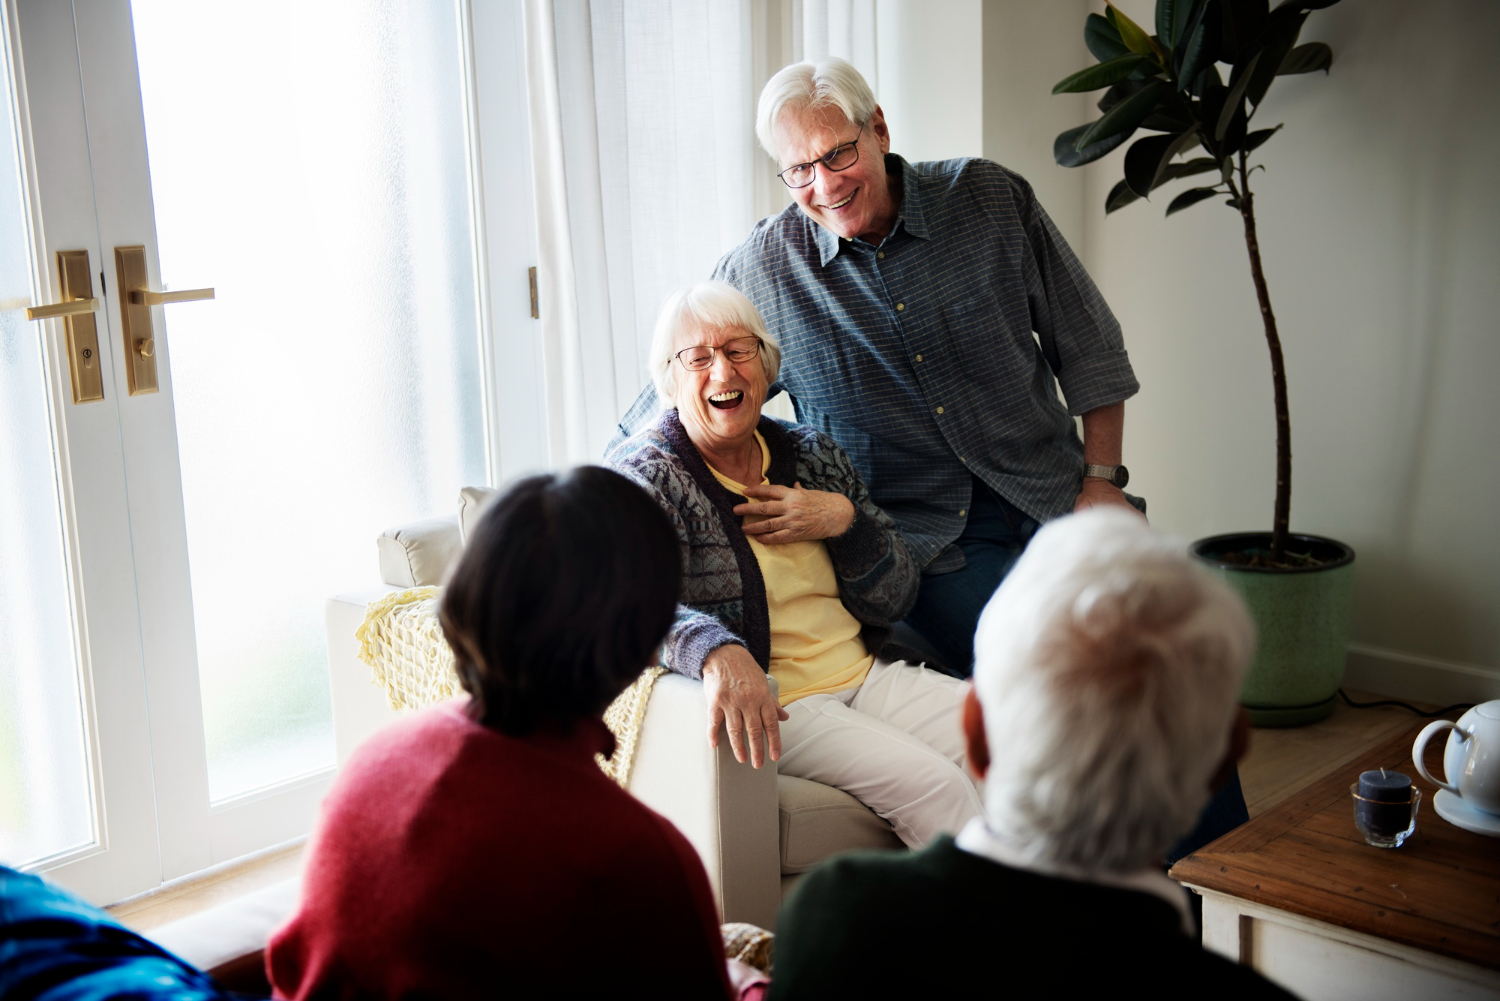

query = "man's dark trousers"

[{"left": 902, "top": 477, "right": 1250, "bottom": 863}]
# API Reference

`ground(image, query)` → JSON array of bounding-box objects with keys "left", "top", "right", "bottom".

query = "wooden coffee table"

[{"left": 1171, "top": 722, "right": 1500, "bottom": 1000}]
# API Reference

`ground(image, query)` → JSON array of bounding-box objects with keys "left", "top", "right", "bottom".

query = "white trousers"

[{"left": 777, "top": 659, "right": 982, "bottom": 849}]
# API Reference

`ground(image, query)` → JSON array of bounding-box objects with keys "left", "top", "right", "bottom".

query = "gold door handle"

[
  {"left": 113, "top": 246, "right": 216, "bottom": 396},
  {"left": 26, "top": 296, "right": 100, "bottom": 320},
  {"left": 129, "top": 287, "right": 214, "bottom": 306}
]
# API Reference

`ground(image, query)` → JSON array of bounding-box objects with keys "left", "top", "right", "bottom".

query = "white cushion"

[
  {"left": 458, "top": 485, "right": 499, "bottom": 545},
  {"left": 376, "top": 515, "right": 462, "bottom": 587},
  {"left": 777, "top": 774, "right": 903, "bottom": 873}
]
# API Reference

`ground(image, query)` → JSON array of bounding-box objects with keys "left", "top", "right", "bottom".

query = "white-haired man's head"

[
  {"left": 966, "top": 508, "right": 1254, "bottom": 873},
  {"left": 755, "top": 57, "right": 877, "bottom": 159},
  {"left": 649, "top": 280, "right": 781, "bottom": 408}
]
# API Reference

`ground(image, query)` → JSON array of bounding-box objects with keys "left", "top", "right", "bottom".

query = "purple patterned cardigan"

[{"left": 605, "top": 408, "right": 920, "bottom": 680}]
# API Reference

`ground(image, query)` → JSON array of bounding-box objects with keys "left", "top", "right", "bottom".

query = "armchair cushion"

[{"left": 776, "top": 775, "right": 903, "bottom": 873}]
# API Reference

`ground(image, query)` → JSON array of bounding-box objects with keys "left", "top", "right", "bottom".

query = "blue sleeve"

[{"left": 0, "top": 867, "right": 227, "bottom": 1001}]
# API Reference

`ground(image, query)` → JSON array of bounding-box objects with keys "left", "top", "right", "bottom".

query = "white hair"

[
  {"left": 755, "top": 57, "right": 877, "bottom": 162},
  {"left": 972, "top": 508, "right": 1254, "bottom": 873},
  {"left": 649, "top": 281, "right": 781, "bottom": 407}
]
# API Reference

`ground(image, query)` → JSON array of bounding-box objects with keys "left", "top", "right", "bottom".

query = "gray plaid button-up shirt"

[{"left": 615, "top": 155, "right": 1138, "bottom": 573}]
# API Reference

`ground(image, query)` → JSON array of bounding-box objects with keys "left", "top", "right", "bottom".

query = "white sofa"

[{"left": 325, "top": 491, "right": 903, "bottom": 931}]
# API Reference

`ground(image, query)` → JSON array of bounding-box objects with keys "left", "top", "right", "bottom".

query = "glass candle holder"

[{"left": 1350, "top": 776, "right": 1421, "bottom": 849}]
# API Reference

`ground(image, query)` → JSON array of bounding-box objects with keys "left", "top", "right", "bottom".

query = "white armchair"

[{"left": 325, "top": 498, "right": 903, "bottom": 931}]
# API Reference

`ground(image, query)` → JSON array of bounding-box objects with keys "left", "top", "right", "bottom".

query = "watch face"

[{"left": 1112, "top": 465, "right": 1129, "bottom": 489}]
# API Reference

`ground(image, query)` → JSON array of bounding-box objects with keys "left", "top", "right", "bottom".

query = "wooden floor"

[{"left": 1238, "top": 689, "right": 1443, "bottom": 817}]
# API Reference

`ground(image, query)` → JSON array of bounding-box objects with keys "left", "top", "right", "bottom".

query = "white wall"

[
  {"left": 980, "top": 0, "right": 1091, "bottom": 251},
  {"left": 1074, "top": 1, "right": 1500, "bottom": 701},
  {"left": 874, "top": 0, "right": 983, "bottom": 163}
]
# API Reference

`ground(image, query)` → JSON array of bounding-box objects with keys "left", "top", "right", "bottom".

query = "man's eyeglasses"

[
  {"left": 674, "top": 336, "right": 762, "bottom": 372},
  {"left": 776, "top": 123, "right": 864, "bottom": 189}
]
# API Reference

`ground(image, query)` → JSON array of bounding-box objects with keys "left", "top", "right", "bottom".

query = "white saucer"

[{"left": 1434, "top": 790, "right": 1500, "bottom": 837}]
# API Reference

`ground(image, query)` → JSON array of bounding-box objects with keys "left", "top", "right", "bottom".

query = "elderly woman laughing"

[{"left": 608, "top": 281, "right": 979, "bottom": 848}]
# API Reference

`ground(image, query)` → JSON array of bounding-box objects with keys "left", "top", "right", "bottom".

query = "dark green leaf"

[
  {"left": 1166, "top": 186, "right": 1221, "bottom": 216},
  {"left": 1157, "top": 0, "right": 1176, "bottom": 47},
  {"left": 1098, "top": 79, "right": 1149, "bottom": 114},
  {"left": 1176, "top": 3, "right": 1219, "bottom": 92},
  {"left": 1278, "top": 41, "right": 1333, "bottom": 74},
  {"left": 1106, "top": 178, "right": 1141, "bottom": 213},
  {"left": 1220, "top": 0, "right": 1269, "bottom": 65},
  {"left": 1053, "top": 53, "right": 1147, "bottom": 94},
  {"left": 1216, "top": 50, "right": 1261, "bottom": 141},
  {"left": 1157, "top": 156, "right": 1220, "bottom": 183},
  {"left": 1085, "top": 12, "right": 1130, "bottom": 62},
  {"left": 1171, "top": 0, "right": 1202, "bottom": 46},
  {"left": 1244, "top": 124, "right": 1282, "bottom": 152},
  {"left": 1220, "top": 97, "right": 1248, "bottom": 154},
  {"left": 1225, "top": 196, "right": 1242, "bottom": 208},
  {"left": 1077, "top": 81, "right": 1165, "bottom": 150},
  {"left": 1124, "top": 134, "right": 1177, "bottom": 196},
  {"left": 1127, "top": 129, "right": 1207, "bottom": 195},
  {"left": 1054, "top": 124, "right": 1131, "bottom": 168},
  {"left": 1192, "top": 64, "right": 1223, "bottom": 98},
  {"left": 1245, "top": 11, "right": 1306, "bottom": 107},
  {"left": 1141, "top": 109, "right": 1194, "bottom": 132}
]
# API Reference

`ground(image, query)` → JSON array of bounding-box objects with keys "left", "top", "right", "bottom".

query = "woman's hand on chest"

[{"left": 734, "top": 482, "right": 855, "bottom": 544}]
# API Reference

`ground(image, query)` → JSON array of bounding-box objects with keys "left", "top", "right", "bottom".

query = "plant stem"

[{"left": 1236, "top": 149, "right": 1291, "bottom": 562}]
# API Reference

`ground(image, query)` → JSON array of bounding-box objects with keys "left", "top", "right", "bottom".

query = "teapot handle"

[{"left": 1412, "top": 720, "right": 1464, "bottom": 795}]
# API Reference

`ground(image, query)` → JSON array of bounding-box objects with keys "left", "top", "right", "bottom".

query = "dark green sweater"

[{"left": 771, "top": 837, "right": 1297, "bottom": 1000}]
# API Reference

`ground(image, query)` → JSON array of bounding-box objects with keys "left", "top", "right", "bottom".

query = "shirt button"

[
  {"left": 877, "top": 251, "right": 885, "bottom": 260},
  {"left": 935, "top": 406, "right": 945, "bottom": 414},
  {"left": 895, "top": 302, "right": 905, "bottom": 311},
  {"left": 959, "top": 509, "right": 967, "bottom": 518},
  {"left": 914, "top": 353, "right": 923, "bottom": 362}
]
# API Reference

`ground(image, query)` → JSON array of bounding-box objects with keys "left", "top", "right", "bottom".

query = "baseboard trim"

[{"left": 1344, "top": 643, "right": 1500, "bottom": 707}]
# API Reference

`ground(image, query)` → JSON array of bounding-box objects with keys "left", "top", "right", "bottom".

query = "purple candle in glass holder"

[{"left": 1351, "top": 768, "right": 1419, "bottom": 848}]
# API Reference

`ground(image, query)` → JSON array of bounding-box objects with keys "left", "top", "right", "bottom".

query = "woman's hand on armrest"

[
  {"left": 735, "top": 482, "right": 855, "bottom": 544},
  {"left": 702, "top": 645, "right": 788, "bottom": 769}
]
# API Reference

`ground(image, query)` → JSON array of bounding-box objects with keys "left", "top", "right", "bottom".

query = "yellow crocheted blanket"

[{"left": 355, "top": 587, "right": 664, "bottom": 788}]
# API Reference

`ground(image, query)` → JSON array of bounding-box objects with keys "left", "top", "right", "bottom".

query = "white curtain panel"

[{"left": 524, "top": 0, "right": 877, "bottom": 465}]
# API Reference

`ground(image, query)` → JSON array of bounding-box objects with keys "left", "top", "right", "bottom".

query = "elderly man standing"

[
  {"left": 616, "top": 57, "right": 1137, "bottom": 676},
  {"left": 769, "top": 509, "right": 1296, "bottom": 999}
]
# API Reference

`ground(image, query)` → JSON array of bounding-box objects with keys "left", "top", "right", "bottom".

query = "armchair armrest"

[
  {"left": 377, "top": 515, "right": 462, "bottom": 587},
  {"left": 626, "top": 673, "right": 782, "bottom": 930}
]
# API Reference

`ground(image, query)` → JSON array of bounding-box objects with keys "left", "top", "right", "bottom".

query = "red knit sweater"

[{"left": 267, "top": 702, "right": 732, "bottom": 999}]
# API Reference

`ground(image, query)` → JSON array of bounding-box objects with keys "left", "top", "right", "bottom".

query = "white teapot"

[{"left": 1413, "top": 700, "right": 1500, "bottom": 822}]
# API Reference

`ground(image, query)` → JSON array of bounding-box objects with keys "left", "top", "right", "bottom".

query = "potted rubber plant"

[{"left": 1052, "top": 0, "right": 1350, "bottom": 725}]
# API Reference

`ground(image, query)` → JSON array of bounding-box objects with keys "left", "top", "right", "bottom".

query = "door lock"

[{"left": 26, "top": 250, "right": 104, "bottom": 404}]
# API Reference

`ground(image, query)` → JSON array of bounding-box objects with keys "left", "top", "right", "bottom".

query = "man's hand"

[
  {"left": 735, "top": 482, "right": 856, "bottom": 544},
  {"left": 702, "top": 645, "right": 788, "bottom": 769},
  {"left": 1073, "top": 477, "right": 1144, "bottom": 516}
]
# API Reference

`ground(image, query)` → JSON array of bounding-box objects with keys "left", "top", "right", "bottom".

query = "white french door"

[{"left": 1, "top": 0, "right": 504, "bottom": 904}]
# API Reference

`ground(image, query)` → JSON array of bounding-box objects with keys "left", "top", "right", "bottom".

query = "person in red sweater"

[{"left": 267, "top": 467, "right": 738, "bottom": 999}]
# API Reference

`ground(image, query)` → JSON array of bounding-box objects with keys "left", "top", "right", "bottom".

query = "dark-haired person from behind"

[{"left": 267, "top": 467, "right": 737, "bottom": 999}]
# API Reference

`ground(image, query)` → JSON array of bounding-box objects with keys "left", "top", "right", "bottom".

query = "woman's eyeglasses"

[{"left": 674, "top": 336, "right": 761, "bottom": 371}]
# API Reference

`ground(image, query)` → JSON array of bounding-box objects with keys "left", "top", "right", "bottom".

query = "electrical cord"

[{"left": 1338, "top": 688, "right": 1473, "bottom": 719}]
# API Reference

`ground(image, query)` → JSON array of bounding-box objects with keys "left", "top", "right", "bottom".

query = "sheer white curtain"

[{"left": 524, "top": 0, "right": 877, "bottom": 464}]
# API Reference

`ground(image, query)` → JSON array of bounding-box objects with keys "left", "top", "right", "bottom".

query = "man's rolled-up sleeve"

[{"left": 1012, "top": 172, "right": 1139, "bottom": 417}]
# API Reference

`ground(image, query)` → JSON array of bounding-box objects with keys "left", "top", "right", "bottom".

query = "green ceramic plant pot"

[{"left": 1192, "top": 533, "right": 1356, "bottom": 727}]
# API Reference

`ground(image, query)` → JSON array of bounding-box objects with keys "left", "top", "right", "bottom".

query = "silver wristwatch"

[{"left": 1083, "top": 463, "right": 1129, "bottom": 489}]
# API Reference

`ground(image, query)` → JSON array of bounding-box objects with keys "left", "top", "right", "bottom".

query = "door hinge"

[{"left": 528, "top": 266, "right": 539, "bottom": 320}]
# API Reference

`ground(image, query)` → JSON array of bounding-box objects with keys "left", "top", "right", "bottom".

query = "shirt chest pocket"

[{"left": 936, "top": 292, "right": 1047, "bottom": 384}]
